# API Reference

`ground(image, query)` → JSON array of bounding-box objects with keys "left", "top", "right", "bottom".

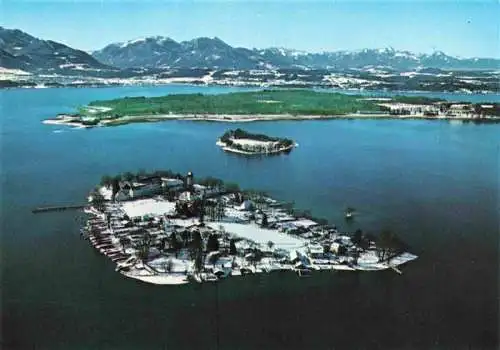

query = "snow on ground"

[
  {"left": 168, "top": 218, "right": 200, "bottom": 227},
  {"left": 59, "top": 63, "right": 87, "bottom": 69},
  {"left": 0, "top": 67, "right": 32, "bottom": 77},
  {"left": 121, "top": 271, "right": 189, "bottom": 285},
  {"left": 207, "top": 222, "right": 306, "bottom": 250},
  {"left": 149, "top": 257, "right": 191, "bottom": 273},
  {"left": 121, "top": 198, "right": 176, "bottom": 218},
  {"left": 231, "top": 138, "right": 278, "bottom": 147},
  {"left": 357, "top": 251, "right": 380, "bottom": 265},
  {"left": 98, "top": 186, "right": 113, "bottom": 200}
]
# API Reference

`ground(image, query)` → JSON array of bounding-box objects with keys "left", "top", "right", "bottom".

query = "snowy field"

[
  {"left": 121, "top": 198, "right": 176, "bottom": 218},
  {"left": 208, "top": 222, "right": 306, "bottom": 250}
]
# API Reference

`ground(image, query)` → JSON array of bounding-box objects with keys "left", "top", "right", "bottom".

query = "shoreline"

[
  {"left": 2, "top": 80, "right": 499, "bottom": 97},
  {"left": 44, "top": 112, "right": 500, "bottom": 128}
]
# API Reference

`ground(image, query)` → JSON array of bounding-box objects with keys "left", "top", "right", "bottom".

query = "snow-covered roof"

[
  {"left": 162, "top": 178, "right": 184, "bottom": 186},
  {"left": 289, "top": 219, "right": 319, "bottom": 229}
]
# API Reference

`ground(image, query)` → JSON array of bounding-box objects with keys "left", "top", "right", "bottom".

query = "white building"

[
  {"left": 161, "top": 178, "right": 184, "bottom": 192},
  {"left": 115, "top": 177, "right": 163, "bottom": 201}
]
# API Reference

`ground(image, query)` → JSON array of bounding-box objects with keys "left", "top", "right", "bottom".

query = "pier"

[
  {"left": 389, "top": 265, "right": 403, "bottom": 275},
  {"left": 32, "top": 204, "right": 86, "bottom": 214}
]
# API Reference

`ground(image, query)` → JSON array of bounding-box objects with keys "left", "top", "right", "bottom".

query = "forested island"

[
  {"left": 216, "top": 129, "right": 296, "bottom": 155},
  {"left": 43, "top": 90, "right": 500, "bottom": 128}
]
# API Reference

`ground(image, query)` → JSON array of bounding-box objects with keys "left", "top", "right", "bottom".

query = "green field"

[{"left": 85, "top": 90, "right": 385, "bottom": 118}]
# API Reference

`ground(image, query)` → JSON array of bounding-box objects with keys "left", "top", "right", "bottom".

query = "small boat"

[
  {"left": 240, "top": 267, "right": 254, "bottom": 275},
  {"left": 213, "top": 269, "right": 227, "bottom": 279},
  {"left": 201, "top": 273, "right": 219, "bottom": 282},
  {"left": 344, "top": 207, "right": 355, "bottom": 220}
]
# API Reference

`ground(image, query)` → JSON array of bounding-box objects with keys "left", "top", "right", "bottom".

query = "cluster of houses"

[
  {"left": 112, "top": 172, "right": 220, "bottom": 202},
  {"left": 84, "top": 171, "right": 417, "bottom": 284},
  {"left": 378, "top": 102, "right": 498, "bottom": 119}
]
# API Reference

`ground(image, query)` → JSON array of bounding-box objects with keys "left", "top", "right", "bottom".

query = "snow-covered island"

[
  {"left": 83, "top": 170, "right": 418, "bottom": 285},
  {"left": 216, "top": 129, "right": 297, "bottom": 155}
]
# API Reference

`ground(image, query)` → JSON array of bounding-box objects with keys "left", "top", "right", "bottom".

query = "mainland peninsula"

[
  {"left": 43, "top": 90, "right": 500, "bottom": 128},
  {"left": 82, "top": 169, "right": 417, "bottom": 285},
  {"left": 216, "top": 129, "right": 297, "bottom": 155}
]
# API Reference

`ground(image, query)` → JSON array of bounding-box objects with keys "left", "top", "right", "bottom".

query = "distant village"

[
  {"left": 83, "top": 170, "right": 417, "bottom": 285},
  {"left": 375, "top": 100, "right": 499, "bottom": 120}
]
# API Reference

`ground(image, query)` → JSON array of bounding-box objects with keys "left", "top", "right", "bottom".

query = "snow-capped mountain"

[
  {"left": 93, "top": 36, "right": 262, "bottom": 69},
  {"left": 93, "top": 36, "right": 500, "bottom": 70},
  {"left": 1, "top": 27, "right": 499, "bottom": 75},
  {"left": 0, "top": 27, "right": 114, "bottom": 74}
]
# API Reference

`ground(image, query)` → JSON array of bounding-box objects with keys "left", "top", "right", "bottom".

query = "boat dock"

[
  {"left": 32, "top": 204, "right": 86, "bottom": 214},
  {"left": 389, "top": 265, "right": 403, "bottom": 275}
]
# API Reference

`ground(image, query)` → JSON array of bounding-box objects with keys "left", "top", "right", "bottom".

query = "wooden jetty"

[
  {"left": 32, "top": 204, "right": 86, "bottom": 214},
  {"left": 389, "top": 265, "right": 403, "bottom": 275}
]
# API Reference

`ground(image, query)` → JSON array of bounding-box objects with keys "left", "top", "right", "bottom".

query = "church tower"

[{"left": 186, "top": 171, "right": 194, "bottom": 191}]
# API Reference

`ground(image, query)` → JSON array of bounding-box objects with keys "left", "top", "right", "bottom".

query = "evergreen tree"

[
  {"left": 138, "top": 232, "right": 151, "bottom": 262},
  {"left": 229, "top": 239, "right": 237, "bottom": 255},
  {"left": 352, "top": 229, "right": 363, "bottom": 246},
  {"left": 261, "top": 213, "right": 268, "bottom": 228},
  {"left": 194, "top": 250, "right": 204, "bottom": 272},
  {"left": 111, "top": 177, "right": 120, "bottom": 201},
  {"left": 189, "top": 230, "right": 203, "bottom": 257},
  {"left": 337, "top": 245, "right": 347, "bottom": 256},
  {"left": 208, "top": 253, "right": 219, "bottom": 267},
  {"left": 199, "top": 197, "right": 205, "bottom": 225},
  {"left": 170, "top": 231, "right": 181, "bottom": 256},
  {"left": 90, "top": 191, "right": 106, "bottom": 212},
  {"left": 207, "top": 234, "right": 220, "bottom": 252},
  {"left": 165, "top": 259, "right": 173, "bottom": 273}
]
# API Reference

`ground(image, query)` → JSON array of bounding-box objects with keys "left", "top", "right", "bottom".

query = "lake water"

[{"left": 1, "top": 85, "right": 499, "bottom": 349}]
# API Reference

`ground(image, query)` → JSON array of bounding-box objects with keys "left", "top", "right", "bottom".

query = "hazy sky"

[{"left": 2, "top": 0, "right": 499, "bottom": 58}]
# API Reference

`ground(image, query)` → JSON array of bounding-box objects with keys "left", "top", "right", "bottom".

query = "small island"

[
  {"left": 216, "top": 129, "right": 297, "bottom": 155},
  {"left": 82, "top": 169, "right": 417, "bottom": 285},
  {"left": 43, "top": 90, "right": 500, "bottom": 128}
]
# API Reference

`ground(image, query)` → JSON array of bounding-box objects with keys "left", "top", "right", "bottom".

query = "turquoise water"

[{"left": 1, "top": 86, "right": 499, "bottom": 349}]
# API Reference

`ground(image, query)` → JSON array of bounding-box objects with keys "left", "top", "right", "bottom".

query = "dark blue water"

[{"left": 1, "top": 86, "right": 499, "bottom": 349}]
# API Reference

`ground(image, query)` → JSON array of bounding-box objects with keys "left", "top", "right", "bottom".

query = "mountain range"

[
  {"left": 0, "top": 27, "right": 114, "bottom": 74},
  {"left": 93, "top": 36, "right": 500, "bottom": 71},
  {"left": 1, "top": 27, "right": 499, "bottom": 75}
]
